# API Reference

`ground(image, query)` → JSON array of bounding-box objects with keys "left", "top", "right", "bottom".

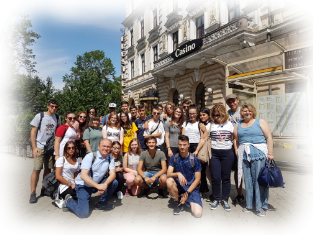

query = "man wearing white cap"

[
  {"left": 225, "top": 94, "right": 244, "bottom": 204},
  {"left": 100, "top": 103, "right": 117, "bottom": 127}
]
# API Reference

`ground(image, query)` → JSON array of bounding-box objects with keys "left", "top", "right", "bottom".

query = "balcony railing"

[{"left": 139, "top": 88, "right": 159, "bottom": 99}]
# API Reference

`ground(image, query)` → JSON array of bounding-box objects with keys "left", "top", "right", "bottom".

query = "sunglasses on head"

[
  {"left": 67, "top": 146, "right": 75, "bottom": 150},
  {"left": 212, "top": 114, "right": 221, "bottom": 117},
  {"left": 153, "top": 112, "right": 160, "bottom": 115},
  {"left": 67, "top": 117, "right": 77, "bottom": 121}
]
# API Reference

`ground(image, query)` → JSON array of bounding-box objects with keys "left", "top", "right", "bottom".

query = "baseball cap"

[
  {"left": 108, "top": 103, "right": 117, "bottom": 108},
  {"left": 225, "top": 94, "right": 238, "bottom": 101}
]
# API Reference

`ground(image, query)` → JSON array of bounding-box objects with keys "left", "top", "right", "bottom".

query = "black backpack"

[
  {"left": 173, "top": 153, "right": 195, "bottom": 172},
  {"left": 89, "top": 152, "right": 111, "bottom": 180}
]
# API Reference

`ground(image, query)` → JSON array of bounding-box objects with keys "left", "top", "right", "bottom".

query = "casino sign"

[{"left": 170, "top": 39, "right": 203, "bottom": 60}]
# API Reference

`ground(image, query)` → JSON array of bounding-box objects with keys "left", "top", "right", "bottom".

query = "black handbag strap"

[{"left": 150, "top": 121, "right": 160, "bottom": 134}]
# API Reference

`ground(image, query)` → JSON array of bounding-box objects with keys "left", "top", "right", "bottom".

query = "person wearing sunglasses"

[
  {"left": 29, "top": 99, "right": 61, "bottom": 204},
  {"left": 86, "top": 107, "right": 97, "bottom": 129},
  {"left": 55, "top": 141, "right": 80, "bottom": 209},
  {"left": 143, "top": 106, "right": 165, "bottom": 151},
  {"left": 54, "top": 112, "right": 78, "bottom": 161},
  {"left": 160, "top": 102, "right": 175, "bottom": 124},
  {"left": 165, "top": 106, "right": 185, "bottom": 159},
  {"left": 182, "top": 99, "right": 192, "bottom": 118},
  {"left": 73, "top": 111, "right": 88, "bottom": 159},
  {"left": 208, "top": 105, "right": 235, "bottom": 212}
]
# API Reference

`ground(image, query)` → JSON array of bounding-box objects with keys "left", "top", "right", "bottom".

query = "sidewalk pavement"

[{"left": 1, "top": 152, "right": 313, "bottom": 235}]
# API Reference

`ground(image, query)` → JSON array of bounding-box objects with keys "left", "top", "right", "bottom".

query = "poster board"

[{"left": 257, "top": 92, "right": 307, "bottom": 135}]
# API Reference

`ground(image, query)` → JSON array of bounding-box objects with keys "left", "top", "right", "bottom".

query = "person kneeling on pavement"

[
  {"left": 166, "top": 135, "right": 203, "bottom": 218},
  {"left": 63, "top": 138, "right": 117, "bottom": 218},
  {"left": 134, "top": 136, "right": 167, "bottom": 198}
]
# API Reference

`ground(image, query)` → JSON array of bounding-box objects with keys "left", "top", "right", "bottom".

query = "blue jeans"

[
  {"left": 242, "top": 158, "right": 269, "bottom": 211},
  {"left": 209, "top": 149, "right": 234, "bottom": 201},
  {"left": 67, "top": 178, "right": 118, "bottom": 218}
]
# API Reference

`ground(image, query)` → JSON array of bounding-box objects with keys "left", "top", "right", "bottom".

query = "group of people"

[{"left": 29, "top": 95, "right": 274, "bottom": 218}]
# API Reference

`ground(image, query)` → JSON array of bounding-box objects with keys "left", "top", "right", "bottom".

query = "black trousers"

[
  {"left": 189, "top": 143, "right": 209, "bottom": 193},
  {"left": 60, "top": 187, "right": 77, "bottom": 200},
  {"left": 115, "top": 172, "right": 125, "bottom": 192}
]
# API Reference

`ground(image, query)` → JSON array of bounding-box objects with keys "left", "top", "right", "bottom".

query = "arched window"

[
  {"left": 173, "top": 90, "right": 179, "bottom": 106},
  {"left": 195, "top": 82, "right": 205, "bottom": 108}
]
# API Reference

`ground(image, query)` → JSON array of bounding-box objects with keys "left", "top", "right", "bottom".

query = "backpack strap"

[
  {"left": 37, "top": 112, "right": 45, "bottom": 132},
  {"left": 173, "top": 153, "right": 179, "bottom": 171},
  {"left": 90, "top": 152, "right": 97, "bottom": 178},
  {"left": 189, "top": 153, "right": 195, "bottom": 172},
  {"left": 55, "top": 114, "right": 60, "bottom": 127}
]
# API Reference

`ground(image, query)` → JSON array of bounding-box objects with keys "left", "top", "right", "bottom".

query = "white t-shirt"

[
  {"left": 103, "top": 125, "right": 123, "bottom": 141},
  {"left": 143, "top": 120, "right": 165, "bottom": 146},
  {"left": 55, "top": 156, "right": 80, "bottom": 194},
  {"left": 209, "top": 120, "right": 234, "bottom": 150},
  {"left": 182, "top": 121, "right": 200, "bottom": 143}
]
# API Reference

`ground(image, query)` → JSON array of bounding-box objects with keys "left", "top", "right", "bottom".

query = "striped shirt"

[{"left": 210, "top": 120, "right": 234, "bottom": 150}]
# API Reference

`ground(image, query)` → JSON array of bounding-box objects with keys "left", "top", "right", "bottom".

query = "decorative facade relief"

[
  {"left": 204, "top": 23, "right": 238, "bottom": 44},
  {"left": 209, "top": 1, "right": 219, "bottom": 26},
  {"left": 154, "top": 55, "right": 174, "bottom": 69},
  {"left": 182, "top": 19, "right": 188, "bottom": 42},
  {"left": 159, "top": 34, "right": 168, "bottom": 56},
  {"left": 170, "top": 77, "right": 175, "bottom": 89}
]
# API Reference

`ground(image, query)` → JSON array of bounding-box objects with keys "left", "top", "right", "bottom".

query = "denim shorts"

[{"left": 141, "top": 171, "right": 166, "bottom": 184}]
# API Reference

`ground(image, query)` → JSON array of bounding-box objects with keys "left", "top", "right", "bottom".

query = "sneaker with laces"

[
  {"left": 222, "top": 200, "right": 231, "bottom": 211},
  {"left": 210, "top": 200, "right": 219, "bottom": 210},
  {"left": 140, "top": 187, "right": 150, "bottom": 198},
  {"left": 236, "top": 194, "right": 245, "bottom": 203},
  {"left": 125, "top": 188, "right": 131, "bottom": 197},
  {"left": 117, "top": 191, "right": 123, "bottom": 200},
  {"left": 173, "top": 202, "right": 184, "bottom": 215},
  {"left": 257, "top": 208, "right": 267, "bottom": 217},
  {"left": 206, "top": 194, "right": 215, "bottom": 204},
  {"left": 158, "top": 188, "right": 165, "bottom": 198},
  {"left": 29, "top": 192, "right": 37, "bottom": 204},
  {"left": 242, "top": 208, "right": 253, "bottom": 213},
  {"left": 95, "top": 202, "right": 115, "bottom": 211},
  {"left": 55, "top": 199, "right": 64, "bottom": 209},
  {"left": 62, "top": 194, "right": 72, "bottom": 212}
]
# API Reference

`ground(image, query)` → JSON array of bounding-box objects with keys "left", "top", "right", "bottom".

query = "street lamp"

[{"left": 207, "top": 87, "right": 213, "bottom": 102}]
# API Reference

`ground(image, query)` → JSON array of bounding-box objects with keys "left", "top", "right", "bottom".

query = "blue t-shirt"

[
  {"left": 100, "top": 114, "right": 109, "bottom": 125},
  {"left": 135, "top": 116, "right": 152, "bottom": 149},
  {"left": 75, "top": 151, "right": 115, "bottom": 187}
]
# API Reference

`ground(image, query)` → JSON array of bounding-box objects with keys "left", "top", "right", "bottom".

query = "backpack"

[
  {"left": 90, "top": 151, "right": 111, "bottom": 180},
  {"left": 100, "top": 115, "right": 107, "bottom": 125},
  {"left": 42, "top": 157, "right": 65, "bottom": 199},
  {"left": 44, "top": 124, "right": 68, "bottom": 156},
  {"left": 173, "top": 153, "right": 195, "bottom": 172}
]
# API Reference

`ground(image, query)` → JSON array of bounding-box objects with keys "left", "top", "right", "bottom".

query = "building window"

[
  {"left": 141, "top": 20, "right": 144, "bottom": 38},
  {"left": 153, "top": 46, "right": 158, "bottom": 62},
  {"left": 173, "top": 31, "right": 178, "bottom": 50},
  {"left": 228, "top": 0, "right": 240, "bottom": 22},
  {"left": 173, "top": 1, "right": 178, "bottom": 11},
  {"left": 141, "top": 54, "right": 145, "bottom": 74},
  {"left": 196, "top": 15, "right": 204, "bottom": 38},
  {"left": 195, "top": 82, "right": 205, "bottom": 108},
  {"left": 131, "top": 60, "right": 134, "bottom": 78},
  {"left": 153, "top": 9, "right": 157, "bottom": 28},
  {"left": 285, "top": 0, "right": 297, "bottom": 6},
  {"left": 130, "top": 29, "right": 133, "bottom": 46},
  {"left": 173, "top": 90, "right": 179, "bottom": 106}
]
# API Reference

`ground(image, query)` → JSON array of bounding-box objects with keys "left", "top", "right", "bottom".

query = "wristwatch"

[{"left": 187, "top": 191, "right": 191, "bottom": 197}]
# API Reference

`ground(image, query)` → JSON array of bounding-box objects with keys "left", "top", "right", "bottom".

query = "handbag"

[
  {"left": 257, "top": 160, "right": 284, "bottom": 188},
  {"left": 197, "top": 122, "right": 212, "bottom": 164}
]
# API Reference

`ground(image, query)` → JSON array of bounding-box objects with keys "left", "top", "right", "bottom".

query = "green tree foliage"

[{"left": 56, "top": 50, "right": 121, "bottom": 117}]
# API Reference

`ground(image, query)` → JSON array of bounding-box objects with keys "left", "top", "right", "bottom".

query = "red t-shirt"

[{"left": 55, "top": 125, "right": 69, "bottom": 138}]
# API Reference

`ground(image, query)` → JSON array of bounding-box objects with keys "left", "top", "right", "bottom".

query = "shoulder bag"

[{"left": 197, "top": 122, "right": 212, "bottom": 165}]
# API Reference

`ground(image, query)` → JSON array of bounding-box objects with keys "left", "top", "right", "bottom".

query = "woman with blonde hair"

[
  {"left": 160, "top": 102, "right": 175, "bottom": 124},
  {"left": 208, "top": 104, "right": 235, "bottom": 212},
  {"left": 233, "top": 103, "right": 273, "bottom": 217},
  {"left": 123, "top": 138, "right": 142, "bottom": 196},
  {"left": 102, "top": 112, "right": 123, "bottom": 146}
]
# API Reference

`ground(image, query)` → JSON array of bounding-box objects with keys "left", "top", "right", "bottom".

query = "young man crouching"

[
  {"left": 166, "top": 135, "right": 202, "bottom": 218},
  {"left": 134, "top": 136, "right": 167, "bottom": 198}
]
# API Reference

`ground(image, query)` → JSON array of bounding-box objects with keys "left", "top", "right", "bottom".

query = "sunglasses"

[
  {"left": 153, "top": 112, "right": 160, "bottom": 115},
  {"left": 79, "top": 116, "right": 86, "bottom": 119},
  {"left": 166, "top": 107, "right": 173, "bottom": 110},
  {"left": 212, "top": 114, "right": 221, "bottom": 117},
  {"left": 67, "top": 117, "right": 77, "bottom": 121},
  {"left": 183, "top": 106, "right": 189, "bottom": 109},
  {"left": 67, "top": 146, "right": 75, "bottom": 150},
  {"left": 50, "top": 105, "right": 59, "bottom": 109}
]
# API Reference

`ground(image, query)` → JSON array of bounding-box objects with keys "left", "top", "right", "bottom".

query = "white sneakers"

[
  {"left": 55, "top": 199, "right": 64, "bottom": 209},
  {"left": 117, "top": 191, "right": 123, "bottom": 200}
]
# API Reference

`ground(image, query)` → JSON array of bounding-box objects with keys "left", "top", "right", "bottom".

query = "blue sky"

[{"left": 12, "top": 0, "right": 127, "bottom": 90}]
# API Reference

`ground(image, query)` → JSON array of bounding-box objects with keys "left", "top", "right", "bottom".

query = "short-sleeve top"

[
  {"left": 182, "top": 121, "right": 200, "bottom": 144},
  {"left": 55, "top": 156, "right": 80, "bottom": 193},
  {"left": 164, "top": 122, "right": 181, "bottom": 148},
  {"left": 82, "top": 127, "right": 103, "bottom": 152},
  {"left": 123, "top": 122, "right": 138, "bottom": 152},
  {"left": 139, "top": 150, "right": 166, "bottom": 172},
  {"left": 210, "top": 120, "right": 234, "bottom": 150},
  {"left": 103, "top": 125, "right": 123, "bottom": 142},
  {"left": 127, "top": 153, "right": 140, "bottom": 171}
]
